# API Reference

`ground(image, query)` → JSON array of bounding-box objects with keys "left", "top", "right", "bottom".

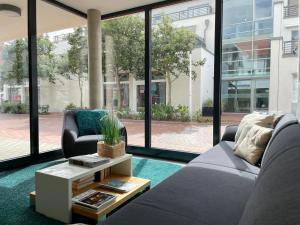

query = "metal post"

[
  {"left": 213, "top": 0, "right": 223, "bottom": 145},
  {"left": 28, "top": 0, "right": 39, "bottom": 156},
  {"left": 145, "top": 9, "right": 152, "bottom": 148}
]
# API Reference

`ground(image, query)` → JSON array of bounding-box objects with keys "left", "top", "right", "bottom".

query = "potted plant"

[
  {"left": 202, "top": 99, "right": 213, "bottom": 117},
  {"left": 97, "top": 113, "right": 125, "bottom": 158}
]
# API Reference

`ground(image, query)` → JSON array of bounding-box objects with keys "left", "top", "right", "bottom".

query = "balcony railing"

[
  {"left": 284, "top": 5, "right": 299, "bottom": 18},
  {"left": 152, "top": 4, "right": 212, "bottom": 25},
  {"left": 283, "top": 40, "right": 298, "bottom": 55}
]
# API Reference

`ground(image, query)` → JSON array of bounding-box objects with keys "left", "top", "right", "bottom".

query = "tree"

[
  {"left": 1, "top": 36, "right": 58, "bottom": 86},
  {"left": 58, "top": 27, "right": 88, "bottom": 108},
  {"left": 102, "top": 16, "right": 144, "bottom": 109},
  {"left": 152, "top": 16, "right": 206, "bottom": 104},
  {"left": 1, "top": 39, "right": 27, "bottom": 86},
  {"left": 37, "top": 35, "right": 58, "bottom": 84}
]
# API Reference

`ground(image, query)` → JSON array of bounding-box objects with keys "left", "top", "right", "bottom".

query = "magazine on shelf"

[
  {"left": 99, "top": 179, "right": 138, "bottom": 193},
  {"left": 74, "top": 174, "right": 95, "bottom": 184},
  {"left": 69, "top": 154, "right": 110, "bottom": 168},
  {"left": 72, "top": 189, "right": 116, "bottom": 211}
]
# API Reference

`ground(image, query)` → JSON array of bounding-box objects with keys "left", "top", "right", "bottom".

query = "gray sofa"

[
  {"left": 101, "top": 114, "right": 300, "bottom": 225},
  {"left": 61, "top": 110, "right": 127, "bottom": 158}
]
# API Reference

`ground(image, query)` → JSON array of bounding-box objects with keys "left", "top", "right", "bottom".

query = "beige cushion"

[
  {"left": 234, "top": 125, "right": 273, "bottom": 165},
  {"left": 235, "top": 112, "right": 274, "bottom": 145}
]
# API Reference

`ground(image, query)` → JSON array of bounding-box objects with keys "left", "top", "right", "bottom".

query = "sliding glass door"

[
  {"left": 0, "top": 0, "right": 30, "bottom": 161},
  {"left": 37, "top": 0, "right": 87, "bottom": 153},
  {"left": 151, "top": 0, "right": 215, "bottom": 153},
  {"left": 102, "top": 13, "right": 145, "bottom": 147}
]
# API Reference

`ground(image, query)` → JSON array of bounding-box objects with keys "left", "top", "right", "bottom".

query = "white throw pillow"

[
  {"left": 234, "top": 125, "right": 273, "bottom": 165},
  {"left": 235, "top": 112, "right": 274, "bottom": 145}
]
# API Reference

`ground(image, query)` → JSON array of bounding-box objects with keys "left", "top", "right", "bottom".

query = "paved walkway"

[{"left": 0, "top": 113, "right": 244, "bottom": 161}]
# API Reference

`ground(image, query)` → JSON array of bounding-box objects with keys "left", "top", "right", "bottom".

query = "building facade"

[{"left": 1, "top": 0, "right": 299, "bottom": 116}]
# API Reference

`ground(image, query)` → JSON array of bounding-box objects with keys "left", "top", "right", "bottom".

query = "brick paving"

[{"left": 0, "top": 112, "right": 244, "bottom": 161}]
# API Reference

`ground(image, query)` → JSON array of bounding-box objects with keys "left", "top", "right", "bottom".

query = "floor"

[
  {"left": 0, "top": 113, "right": 244, "bottom": 161},
  {"left": 0, "top": 156, "right": 182, "bottom": 225}
]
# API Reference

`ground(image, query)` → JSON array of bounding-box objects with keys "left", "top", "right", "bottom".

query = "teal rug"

[{"left": 0, "top": 157, "right": 182, "bottom": 225}]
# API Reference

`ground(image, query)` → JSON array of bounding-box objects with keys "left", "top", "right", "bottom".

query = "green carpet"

[{"left": 0, "top": 157, "right": 182, "bottom": 225}]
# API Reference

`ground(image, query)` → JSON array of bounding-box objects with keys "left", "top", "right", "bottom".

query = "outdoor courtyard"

[{"left": 0, "top": 112, "right": 244, "bottom": 161}]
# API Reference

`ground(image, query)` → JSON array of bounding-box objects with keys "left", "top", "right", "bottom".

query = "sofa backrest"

[
  {"left": 261, "top": 113, "right": 298, "bottom": 166},
  {"left": 238, "top": 122, "right": 300, "bottom": 225}
]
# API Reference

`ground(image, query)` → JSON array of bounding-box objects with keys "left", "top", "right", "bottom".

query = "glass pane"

[
  {"left": 0, "top": 0, "right": 30, "bottom": 161},
  {"left": 255, "top": 79, "right": 269, "bottom": 111},
  {"left": 222, "top": 80, "right": 251, "bottom": 113},
  {"left": 221, "top": 0, "right": 300, "bottom": 135},
  {"left": 37, "top": 0, "right": 87, "bottom": 153},
  {"left": 151, "top": 0, "right": 215, "bottom": 153},
  {"left": 255, "top": 0, "right": 272, "bottom": 19},
  {"left": 102, "top": 13, "right": 145, "bottom": 147}
]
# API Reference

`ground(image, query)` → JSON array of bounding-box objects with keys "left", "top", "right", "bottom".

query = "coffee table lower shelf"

[{"left": 30, "top": 175, "right": 151, "bottom": 224}]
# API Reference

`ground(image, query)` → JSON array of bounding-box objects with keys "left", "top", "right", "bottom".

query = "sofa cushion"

[
  {"left": 76, "top": 110, "right": 108, "bottom": 136},
  {"left": 235, "top": 112, "right": 274, "bottom": 142},
  {"left": 238, "top": 123, "right": 300, "bottom": 225},
  {"left": 261, "top": 113, "right": 298, "bottom": 166},
  {"left": 102, "top": 164, "right": 256, "bottom": 225},
  {"left": 190, "top": 141, "right": 260, "bottom": 175},
  {"left": 76, "top": 135, "right": 104, "bottom": 143},
  {"left": 234, "top": 125, "right": 273, "bottom": 165}
]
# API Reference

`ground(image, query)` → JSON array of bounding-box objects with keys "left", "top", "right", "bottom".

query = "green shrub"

[
  {"left": 12, "top": 103, "right": 28, "bottom": 114},
  {"left": 202, "top": 98, "right": 213, "bottom": 107},
  {"left": 152, "top": 104, "right": 175, "bottom": 121},
  {"left": 1, "top": 102, "right": 14, "bottom": 113},
  {"left": 0, "top": 102, "right": 28, "bottom": 114},
  {"left": 116, "top": 107, "right": 131, "bottom": 119},
  {"left": 175, "top": 105, "right": 190, "bottom": 121},
  {"left": 193, "top": 110, "right": 213, "bottom": 123},
  {"left": 65, "top": 103, "right": 78, "bottom": 111}
]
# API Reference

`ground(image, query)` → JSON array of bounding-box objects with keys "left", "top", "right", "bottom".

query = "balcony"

[
  {"left": 152, "top": 4, "right": 212, "bottom": 25},
  {"left": 283, "top": 40, "right": 298, "bottom": 56},
  {"left": 284, "top": 5, "right": 299, "bottom": 18}
]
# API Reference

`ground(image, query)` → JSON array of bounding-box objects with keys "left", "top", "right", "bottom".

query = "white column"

[{"left": 88, "top": 9, "right": 103, "bottom": 109}]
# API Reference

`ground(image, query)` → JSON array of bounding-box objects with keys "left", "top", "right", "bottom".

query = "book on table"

[
  {"left": 69, "top": 154, "right": 110, "bottom": 168},
  {"left": 72, "top": 189, "right": 116, "bottom": 211},
  {"left": 99, "top": 179, "right": 138, "bottom": 193}
]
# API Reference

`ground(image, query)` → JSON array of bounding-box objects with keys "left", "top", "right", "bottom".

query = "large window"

[
  {"left": 1, "top": 0, "right": 299, "bottom": 165},
  {"left": 102, "top": 13, "right": 145, "bottom": 147},
  {"left": 37, "top": 0, "right": 87, "bottom": 153},
  {"left": 0, "top": 0, "right": 30, "bottom": 161},
  {"left": 221, "top": 0, "right": 300, "bottom": 130},
  {"left": 151, "top": 0, "right": 215, "bottom": 153}
]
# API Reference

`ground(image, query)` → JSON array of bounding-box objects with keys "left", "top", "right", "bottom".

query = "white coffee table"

[{"left": 32, "top": 154, "right": 150, "bottom": 223}]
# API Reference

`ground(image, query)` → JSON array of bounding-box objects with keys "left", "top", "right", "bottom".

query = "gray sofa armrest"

[{"left": 221, "top": 125, "right": 239, "bottom": 142}]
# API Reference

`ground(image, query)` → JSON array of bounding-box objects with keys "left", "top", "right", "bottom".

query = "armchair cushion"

[{"left": 76, "top": 109, "right": 108, "bottom": 136}]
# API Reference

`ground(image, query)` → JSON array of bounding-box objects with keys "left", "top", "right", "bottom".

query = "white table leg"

[{"left": 35, "top": 172, "right": 72, "bottom": 223}]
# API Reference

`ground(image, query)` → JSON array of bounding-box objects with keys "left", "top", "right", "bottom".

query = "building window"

[{"left": 255, "top": 0, "right": 272, "bottom": 19}]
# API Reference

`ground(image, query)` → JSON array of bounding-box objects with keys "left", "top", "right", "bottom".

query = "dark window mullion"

[
  {"left": 28, "top": 0, "right": 39, "bottom": 156},
  {"left": 145, "top": 9, "right": 152, "bottom": 148},
  {"left": 213, "top": 0, "right": 223, "bottom": 145}
]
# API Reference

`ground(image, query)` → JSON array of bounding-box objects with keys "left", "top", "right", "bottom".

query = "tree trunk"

[
  {"left": 166, "top": 73, "right": 172, "bottom": 105},
  {"left": 115, "top": 75, "right": 122, "bottom": 110},
  {"left": 78, "top": 75, "right": 83, "bottom": 108}
]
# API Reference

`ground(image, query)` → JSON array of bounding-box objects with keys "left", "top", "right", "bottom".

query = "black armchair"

[{"left": 61, "top": 110, "right": 127, "bottom": 158}]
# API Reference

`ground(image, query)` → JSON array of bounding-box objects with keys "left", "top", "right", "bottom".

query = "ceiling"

[
  {"left": 0, "top": 0, "right": 166, "bottom": 42},
  {"left": 55, "top": 0, "right": 165, "bottom": 15},
  {"left": 0, "top": 0, "right": 86, "bottom": 42}
]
